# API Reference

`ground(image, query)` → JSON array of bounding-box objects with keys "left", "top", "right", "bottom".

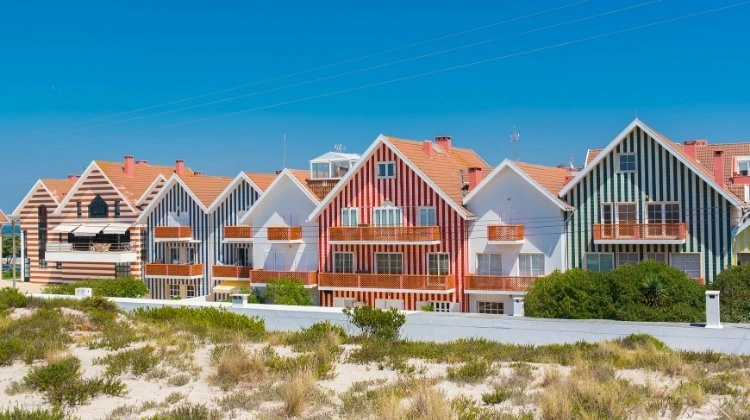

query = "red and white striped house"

[{"left": 309, "top": 135, "right": 490, "bottom": 311}]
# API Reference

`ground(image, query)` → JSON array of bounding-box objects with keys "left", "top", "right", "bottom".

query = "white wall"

[{"left": 249, "top": 176, "right": 318, "bottom": 271}]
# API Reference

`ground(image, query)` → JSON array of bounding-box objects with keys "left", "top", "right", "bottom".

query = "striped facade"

[
  {"left": 212, "top": 178, "right": 260, "bottom": 268},
  {"left": 316, "top": 142, "right": 467, "bottom": 310},
  {"left": 563, "top": 124, "right": 740, "bottom": 284},
  {"left": 16, "top": 182, "right": 64, "bottom": 283}
]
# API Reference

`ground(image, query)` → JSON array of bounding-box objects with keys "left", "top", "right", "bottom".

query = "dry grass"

[
  {"left": 407, "top": 382, "right": 452, "bottom": 420},
  {"left": 280, "top": 368, "right": 317, "bottom": 417},
  {"left": 210, "top": 343, "right": 267, "bottom": 390}
]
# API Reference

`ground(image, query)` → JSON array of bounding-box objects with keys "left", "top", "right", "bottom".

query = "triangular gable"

[
  {"left": 53, "top": 161, "right": 138, "bottom": 216},
  {"left": 12, "top": 180, "right": 59, "bottom": 217},
  {"left": 205, "top": 172, "right": 268, "bottom": 214},
  {"left": 135, "top": 174, "right": 168, "bottom": 207},
  {"left": 239, "top": 169, "right": 320, "bottom": 225},
  {"left": 559, "top": 119, "right": 746, "bottom": 208},
  {"left": 463, "top": 159, "right": 572, "bottom": 211},
  {"left": 0, "top": 209, "right": 10, "bottom": 224},
  {"left": 308, "top": 134, "right": 474, "bottom": 221},
  {"left": 135, "top": 174, "right": 210, "bottom": 223}
]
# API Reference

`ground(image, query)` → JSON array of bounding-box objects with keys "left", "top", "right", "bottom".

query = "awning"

[
  {"left": 72, "top": 224, "right": 108, "bottom": 236},
  {"left": 212, "top": 281, "right": 247, "bottom": 294},
  {"left": 103, "top": 223, "right": 131, "bottom": 235},
  {"left": 52, "top": 223, "right": 80, "bottom": 233}
]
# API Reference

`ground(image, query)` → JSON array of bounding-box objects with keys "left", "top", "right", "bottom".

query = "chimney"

[
  {"left": 67, "top": 174, "right": 80, "bottom": 181},
  {"left": 468, "top": 167, "right": 483, "bottom": 191},
  {"left": 435, "top": 136, "right": 452, "bottom": 152},
  {"left": 422, "top": 140, "right": 434, "bottom": 157},
  {"left": 714, "top": 150, "right": 725, "bottom": 186},
  {"left": 175, "top": 159, "right": 185, "bottom": 176},
  {"left": 194, "top": 171, "right": 202, "bottom": 176},
  {"left": 683, "top": 139, "right": 708, "bottom": 159},
  {"left": 135, "top": 160, "right": 149, "bottom": 166},
  {"left": 123, "top": 155, "right": 135, "bottom": 176}
]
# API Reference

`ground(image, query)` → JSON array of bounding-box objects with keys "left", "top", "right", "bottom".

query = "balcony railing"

[
  {"left": 487, "top": 225, "right": 524, "bottom": 242},
  {"left": 145, "top": 263, "right": 203, "bottom": 277},
  {"left": 212, "top": 265, "right": 252, "bottom": 279},
  {"left": 465, "top": 275, "right": 537, "bottom": 291},
  {"left": 267, "top": 226, "right": 303, "bottom": 241},
  {"left": 249, "top": 270, "right": 317, "bottom": 285},
  {"left": 593, "top": 223, "right": 686, "bottom": 242},
  {"left": 154, "top": 226, "right": 192, "bottom": 240},
  {"left": 329, "top": 226, "right": 440, "bottom": 243},
  {"left": 318, "top": 273, "right": 455, "bottom": 290},
  {"left": 224, "top": 226, "right": 253, "bottom": 240},
  {"left": 47, "top": 243, "right": 134, "bottom": 252}
]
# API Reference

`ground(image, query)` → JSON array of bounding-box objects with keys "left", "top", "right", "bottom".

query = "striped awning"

[{"left": 52, "top": 223, "right": 80, "bottom": 233}]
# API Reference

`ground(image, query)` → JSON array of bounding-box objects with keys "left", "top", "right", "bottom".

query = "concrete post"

[
  {"left": 705, "top": 290, "right": 722, "bottom": 329},
  {"left": 231, "top": 294, "right": 248, "bottom": 307},
  {"left": 512, "top": 296, "right": 525, "bottom": 317},
  {"left": 75, "top": 288, "right": 93, "bottom": 298}
]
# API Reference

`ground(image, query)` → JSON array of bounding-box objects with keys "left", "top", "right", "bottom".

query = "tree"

[
  {"left": 342, "top": 306, "right": 406, "bottom": 340},
  {"left": 264, "top": 277, "right": 313, "bottom": 305},
  {"left": 2, "top": 234, "right": 20, "bottom": 263},
  {"left": 711, "top": 265, "right": 750, "bottom": 323}
]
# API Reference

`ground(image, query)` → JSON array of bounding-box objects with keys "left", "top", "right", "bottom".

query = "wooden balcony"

[
  {"left": 145, "top": 263, "right": 203, "bottom": 277},
  {"left": 464, "top": 275, "right": 537, "bottom": 292},
  {"left": 267, "top": 226, "right": 303, "bottom": 241},
  {"left": 487, "top": 225, "right": 524, "bottom": 243},
  {"left": 329, "top": 226, "right": 440, "bottom": 244},
  {"left": 249, "top": 270, "right": 317, "bottom": 286},
  {"left": 223, "top": 226, "right": 253, "bottom": 242},
  {"left": 593, "top": 223, "right": 687, "bottom": 244},
  {"left": 318, "top": 273, "right": 455, "bottom": 291},
  {"left": 154, "top": 226, "right": 192, "bottom": 241},
  {"left": 212, "top": 265, "right": 252, "bottom": 279}
]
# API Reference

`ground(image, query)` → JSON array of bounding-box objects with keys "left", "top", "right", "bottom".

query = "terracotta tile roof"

[
  {"left": 585, "top": 149, "right": 602, "bottom": 166},
  {"left": 177, "top": 174, "right": 233, "bottom": 208},
  {"left": 694, "top": 143, "right": 750, "bottom": 189},
  {"left": 243, "top": 172, "right": 278, "bottom": 193},
  {"left": 512, "top": 161, "right": 574, "bottom": 200},
  {"left": 41, "top": 178, "right": 77, "bottom": 202},
  {"left": 96, "top": 161, "right": 183, "bottom": 207},
  {"left": 286, "top": 169, "right": 323, "bottom": 201},
  {"left": 384, "top": 136, "right": 491, "bottom": 217},
  {"left": 0, "top": 210, "right": 9, "bottom": 224}
]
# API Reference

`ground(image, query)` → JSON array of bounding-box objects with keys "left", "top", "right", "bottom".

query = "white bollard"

[
  {"left": 512, "top": 296, "right": 525, "bottom": 317},
  {"left": 705, "top": 291, "right": 722, "bottom": 329},
  {"left": 230, "top": 294, "right": 248, "bottom": 307},
  {"left": 75, "top": 287, "right": 93, "bottom": 298}
]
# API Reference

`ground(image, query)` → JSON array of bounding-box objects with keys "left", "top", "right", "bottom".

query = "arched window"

[
  {"left": 88, "top": 195, "right": 108, "bottom": 218},
  {"left": 38, "top": 205, "right": 48, "bottom": 268}
]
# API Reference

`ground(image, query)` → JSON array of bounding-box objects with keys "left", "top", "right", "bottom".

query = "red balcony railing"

[
  {"left": 465, "top": 275, "right": 537, "bottom": 291},
  {"left": 212, "top": 265, "right": 252, "bottom": 278},
  {"left": 145, "top": 263, "right": 203, "bottom": 277},
  {"left": 318, "top": 273, "right": 454, "bottom": 290},
  {"left": 224, "top": 226, "right": 253, "bottom": 240},
  {"left": 487, "top": 225, "right": 524, "bottom": 241},
  {"left": 593, "top": 223, "right": 686, "bottom": 241},
  {"left": 154, "top": 226, "right": 192, "bottom": 239},
  {"left": 267, "top": 226, "right": 303, "bottom": 241},
  {"left": 329, "top": 226, "right": 440, "bottom": 242},
  {"left": 249, "top": 270, "right": 317, "bottom": 285}
]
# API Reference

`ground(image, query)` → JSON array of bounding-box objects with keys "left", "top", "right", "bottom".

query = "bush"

[
  {"left": 343, "top": 306, "right": 406, "bottom": 341},
  {"left": 446, "top": 358, "right": 491, "bottom": 383},
  {"left": 0, "top": 288, "right": 28, "bottom": 314},
  {"left": 0, "top": 308, "right": 72, "bottom": 365},
  {"left": 42, "top": 277, "right": 148, "bottom": 298},
  {"left": 0, "top": 406, "right": 64, "bottom": 419},
  {"left": 525, "top": 261, "right": 704, "bottom": 322},
  {"left": 264, "top": 277, "right": 313, "bottom": 305},
  {"left": 711, "top": 264, "right": 750, "bottom": 323},
  {"left": 132, "top": 306, "right": 265, "bottom": 341},
  {"left": 24, "top": 356, "right": 125, "bottom": 406},
  {"left": 285, "top": 321, "right": 347, "bottom": 352},
  {"left": 98, "top": 345, "right": 159, "bottom": 377}
]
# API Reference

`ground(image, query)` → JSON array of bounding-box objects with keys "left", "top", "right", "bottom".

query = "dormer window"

[
  {"left": 617, "top": 153, "right": 636, "bottom": 173},
  {"left": 377, "top": 162, "right": 396, "bottom": 178},
  {"left": 309, "top": 152, "right": 360, "bottom": 179},
  {"left": 737, "top": 158, "right": 750, "bottom": 176},
  {"left": 88, "top": 195, "right": 108, "bottom": 218}
]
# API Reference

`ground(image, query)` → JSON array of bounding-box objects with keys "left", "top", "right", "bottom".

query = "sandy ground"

[{"left": 0, "top": 280, "right": 44, "bottom": 294}]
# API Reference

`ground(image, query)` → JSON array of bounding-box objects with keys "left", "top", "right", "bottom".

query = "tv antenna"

[
  {"left": 282, "top": 134, "right": 288, "bottom": 167},
  {"left": 334, "top": 144, "right": 346, "bottom": 153},
  {"left": 509, "top": 126, "right": 520, "bottom": 160}
]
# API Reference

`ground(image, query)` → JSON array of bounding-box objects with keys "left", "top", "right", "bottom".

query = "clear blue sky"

[{"left": 1, "top": 0, "right": 749, "bottom": 211}]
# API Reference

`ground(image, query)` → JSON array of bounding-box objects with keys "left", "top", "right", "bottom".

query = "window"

[
  {"left": 601, "top": 203, "right": 613, "bottom": 224},
  {"left": 430, "top": 301, "right": 452, "bottom": 313},
  {"left": 618, "top": 153, "right": 636, "bottom": 173},
  {"left": 671, "top": 253, "right": 701, "bottom": 279},
  {"left": 341, "top": 208, "right": 359, "bottom": 227},
  {"left": 427, "top": 253, "right": 449, "bottom": 275},
  {"left": 617, "top": 252, "right": 640, "bottom": 267},
  {"left": 647, "top": 202, "right": 681, "bottom": 223},
  {"left": 169, "top": 284, "right": 180, "bottom": 299},
  {"left": 738, "top": 253, "right": 750, "bottom": 265},
  {"left": 477, "top": 301, "right": 504, "bottom": 315},
  {"left": 169, "top": 248, "right": 179, "bottom": 264},
  {"left": 418, "top": 207, "right": 436, "bottom": 226},
  {"left": 373, "top": 204, "right": 402, "bottom": 227},
  {"left": 38, "top": 205, "right": 48, "bottom": 268},
  {"left": 476, "top": 253, "right": 502, "bottom": 275},
  {"left": 616, "top": 203, "right": 637, "bottom": 237},
  {"left": 56, "top": 261, "right": 63, "bottom": 270},
  {"left": 88, "top": 195, "right": 108, "bottom": 218},
  {"left": 76, "top": 201, "right": 82, "bottom": 218},
  {"left": 377, "top": 162, "right": 396, "bottom": 178},
  {"left": 115, "top": 262, "right": 131, "bottom": 278},
  {"left": 586, "top": 253, "right": 614, "bottom": 272},
  {"left": 644, "top": 252, "right": 667, "bottom": 263},
  {"left": 375, "top": 253, "right": 402, "bottom": 274},
  {"left": 738, "top": 158, "right": 750, "bottom": 176},
  {"left": 312, "top": 162, "right": 331, "bottom": 179},
  {"left": 333, "top": 252, "right": 354, "bottom": 273},
  {"left": 519, "top": 253, "right": 545, "bottom": 276},
  {"left": 186, "top": 284, "right": 196, "bottom": 298},
  {"left": 114, "top": 200, "right": 121, "bottom": 218}
]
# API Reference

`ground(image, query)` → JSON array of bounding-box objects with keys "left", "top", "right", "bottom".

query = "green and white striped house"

[{"left": 559, "top": 119, "right": 748, "bottom": 285}]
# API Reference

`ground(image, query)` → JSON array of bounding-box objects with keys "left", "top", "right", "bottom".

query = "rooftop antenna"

[
  {"left": 282, "top": 134, "right": 288, "bottom": 167},
  {"left": 568, "top": 156, "right": 575, "bottom": 170},
  {"left": 509, "top": 126, "right": 520, "bottom": 160},
  {"left": 334, "top": 143, "right": 346, "bottom": 153}
]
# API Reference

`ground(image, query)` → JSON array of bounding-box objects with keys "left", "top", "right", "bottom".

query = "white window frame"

[
  {"left": 427, "top": 253, "right": 450, "bottom": 276},
  {"left": 615, "top": 203, "right": 638, "bottom": 223},
  {"left": 341, "top": 208, "right": 360, "bottom": 227},
  {"left": 430, "top": 301, "right": 452, "bottom": 313},
  {"left": 617, "top": 153, "right": 636, "bottom": 173},
  {"left": 374, "top": 252, "right": 403, "bottom": 274},
  {"left": 477, "top": 301, "right": 504, "bottom": 315},
  {"left": 417, "top": 206, "right": 436, "bottom": 226},
  {"left": 617, "top": 252, "right": 640, "bottom": 267},
  {"left": 645, "top": 201, "right": 681, "bottom": 223},
  {"left": 736, "top": 156, "right": 750, "bottom": 176},
  {"left": 377, "top": 161, "right": 396, "bottom": 179},
  {"left": 186, "top": 284, "right": 196, "bottom": 298},
  {"left": 585, "top": 252, "right": 614, "bottom": 272},
  {"left": 476, "top": 253, "right": 503, "bottom": 276},
  {"left": 644, "top": 252, "right": 667, "bottom": 263},
  {"left": 601, "top": 203, "right": 613, "bottom": 224},
  {"left": 169, "top": 284, "right": 180, "bottom": 299},
  {"left": 372, "top": 203, "right": 402, "bottom": 227},
  {"left": 333, "top": 252, "right": 354, "bottom": 273},
  {"left": 519, "top": 253, "right": 545, "bottom": 276},
  {"left": 670, "top": 253, "right": 701, "bottom": 279}
]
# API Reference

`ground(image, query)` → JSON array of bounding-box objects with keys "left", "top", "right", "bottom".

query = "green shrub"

[
  {"left": 525, "top": 261, "right": 704, "bottom": 322},
  {"left": 42, "top": 277, "right": 148, "bottom": 298},
  {"left": 343, "top": 306, "right": 406, "bottom": 341},
  {"left": 446, "top": 358, "right": 491, "bottom": 383},
  {"left": 711, "top": 264, "right": 750, "bottom": 323},
  {"left": 132, "top": 306, "right": 265, "bottom": 341},
  {"left": 24, "top": 356, "right": 125, "bottom": 406},
  {"left": 285, "top": 321, "right": 347, "bottom": 352},
  {"left": 420, "top": 304, "right": 434, "bottom": 312},
  {"left": 264, "top": 277, "right": 313, "bottom": 305},
  {"left": 98, "top": 346, "right": 159, "bottom": 377},
  {"left": 481, "top": 388, "right": 510, "bottom": 405},
  {"left": 0, "top": 288, "right": 28, "bottom": 314},
  {"left": 0, "top": 308, "right": 72, "bottom": 365},
  {"left": 149, "top": 403, "right": 221, "bottom": 419},
  {"left": 0, "top": 406, "right": 64, "bottom": 420}
]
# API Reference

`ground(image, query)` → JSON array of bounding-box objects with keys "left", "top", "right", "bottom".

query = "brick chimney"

[
  {"left": 468, "top": 167, "right": 483, "bottom": 191},
  {"left": 422, "top": 140, "right": 434, "bottom": 157},
  {"left": 435, "top": 136, "right": 451, "bottom": 152},
  {"left": 123, "top": 155, "right": 135, "bottom": 176},
  {"left": 714, "top": 150, "right": 725, "bottom": 186},
  {"left": 135, "top": 160, "right": 149, "bottom": 166},
  {"left": 683, "top": 140, "right": 708, "bottom": 159},
  {"left": 67, "top": 174, "right": 80, "bottom": 181},
  {"left": 175, "top": 159, "right": 185, "bottom": 176}
]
